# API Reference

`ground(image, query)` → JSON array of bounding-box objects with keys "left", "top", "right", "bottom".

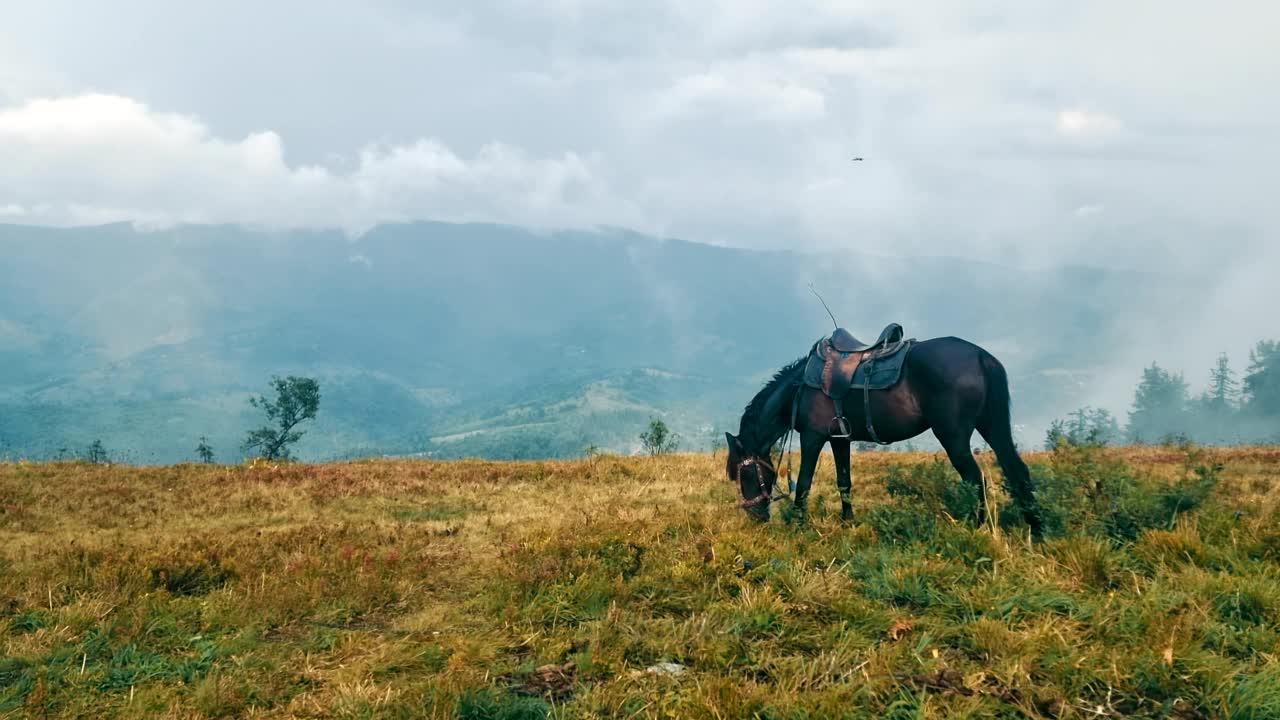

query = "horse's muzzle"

[{"left": 740, "top": 494, "right": 770, "bottom": 521}]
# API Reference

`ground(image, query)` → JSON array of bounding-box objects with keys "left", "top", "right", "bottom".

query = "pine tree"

[
  {"left": 195, "top": 436, "right": 215, "bottom": 464},
  {"left": 1086, "top": 407, "right": 1122, "bottom": 445},
  {"left": 1207, "top": 353, "right": 1239, "bottom": 410},
  {"left": 1127, "top": 363, "right": 1191, "bottom": 443},
  {"left": 1045, "top": 406, "right": 1121, "bottom": 449},
  {"left": 1243, "top": 340, "right": 1280, "bottom": 418}
]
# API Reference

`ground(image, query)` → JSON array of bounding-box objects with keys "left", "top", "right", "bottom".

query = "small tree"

[
  {"left": 1045, "top": 406, "right": 1122, "bottom": 449},
  {"left": 242, "top": 376, "right": 320, "bottom": 461},
  {"left": 85, "top": 439, "right": 109, "bottom": 464},
  {"left": 1045, "top": 418, "right": 1068, "bottom": 450},
  {"left": 639, "top": 418, "right": 679, "bottom": 456},
  {"left": 195, "top": 436, "right": 215, "bottom": 464}
]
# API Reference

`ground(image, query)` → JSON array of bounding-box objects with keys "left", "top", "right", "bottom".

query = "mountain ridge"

[{"left": 0, "top": 220, "right": 1198, "bottom": 461}]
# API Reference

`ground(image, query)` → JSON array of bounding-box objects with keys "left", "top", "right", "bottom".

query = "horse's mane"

[{"left": 738, "top": 354, "right": 807, "bottom": 444}]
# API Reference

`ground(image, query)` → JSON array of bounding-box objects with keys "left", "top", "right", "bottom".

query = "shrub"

[
  {"left": 882, "top": 458, "right": 981, "bottom": 523},
  {"left": 864, "top": 503, "right": 936, "bottom": 545},
  {"left": 1013, "top": 443, "right": 1220, "bottom": 542}
]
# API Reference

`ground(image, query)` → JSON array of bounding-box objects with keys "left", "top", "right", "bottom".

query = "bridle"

[
  {"left": 731, "top": 455, "right": 778, "bottom": 509},
  {"left": 731, "top": 385, "right": 803, "bottom": 511}
]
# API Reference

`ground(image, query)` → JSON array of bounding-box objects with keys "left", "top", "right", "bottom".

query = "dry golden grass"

[{"left": 3, "top": 445, "right": 1280, "bottom": 718}]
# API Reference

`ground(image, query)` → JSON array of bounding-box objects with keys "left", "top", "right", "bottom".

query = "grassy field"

[{"left": 3, "top": 444, "right": 1280, "bottom": 719}]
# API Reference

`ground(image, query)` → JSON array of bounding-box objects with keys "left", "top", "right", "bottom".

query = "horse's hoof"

[{"left": 782, "top": 505, "right": 808, "bottom": 525}]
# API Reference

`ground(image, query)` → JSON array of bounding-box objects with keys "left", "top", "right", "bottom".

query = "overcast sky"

[
  {"left": 0, "top": 1, "right": 1272, "bottom": 258},
  {"left": 2, "top": 1, "right": 1278, "bottom": 407}
]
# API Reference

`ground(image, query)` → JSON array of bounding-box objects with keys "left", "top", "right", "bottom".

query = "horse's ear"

[{"left": 725, "top": 432, "right": 743, "bottom": 456}]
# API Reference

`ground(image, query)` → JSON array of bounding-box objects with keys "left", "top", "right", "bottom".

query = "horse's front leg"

[
  {"left": 830, "top": 436, "right": 854, "bottom": 523},
  {"left": 784, "top": 431, "right": 825, "bottom": 524}
]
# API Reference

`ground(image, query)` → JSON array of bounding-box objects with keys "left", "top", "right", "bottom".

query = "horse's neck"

[{"left": 744, "top": 385, "right": 794, "bottom": 455}]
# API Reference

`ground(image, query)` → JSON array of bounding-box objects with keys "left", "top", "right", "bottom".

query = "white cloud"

[
  {"left": 1056, "top": 109, "right": 1122, "bottom": 138},
  {"left": 0, "top": 94, "right": 638, "bottom": 234},
  {"left": 649, "top": 70, "right": 827, "bottom": 126}
]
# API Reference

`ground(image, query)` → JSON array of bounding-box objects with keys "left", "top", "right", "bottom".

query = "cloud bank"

[{"left": 0, "top": 94, "right": 634, "bottom": 233}]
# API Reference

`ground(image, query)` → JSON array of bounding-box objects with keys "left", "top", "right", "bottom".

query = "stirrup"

[
  {"left": 831, "top": 416, "right": 851, "bottom": 439},
  {"left": 833, "top": 417, "right": 851, "bottom": 438}
]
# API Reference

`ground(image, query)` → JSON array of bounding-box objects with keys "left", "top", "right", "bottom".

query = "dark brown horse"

[{"left": 725, "top": 334, "right": 1044, "bottom": 539}]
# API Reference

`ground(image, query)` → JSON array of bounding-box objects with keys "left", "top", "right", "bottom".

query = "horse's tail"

[{"left": 976, "top": 350, "right": 1043, "bottom": 538}]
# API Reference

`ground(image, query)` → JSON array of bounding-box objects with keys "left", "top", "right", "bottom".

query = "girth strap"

[{"left": 863, "top": 356, "right": 890, "bottom": 445}]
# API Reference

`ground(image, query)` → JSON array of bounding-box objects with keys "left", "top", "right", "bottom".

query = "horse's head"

[{"left": 725, "top": 432, "right": 775, "bottom": 522}]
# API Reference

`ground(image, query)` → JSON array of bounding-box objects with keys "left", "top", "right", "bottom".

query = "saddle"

[
  {"left": 818, "top": 324, "right": 904, "bottom": 397},
  {"left": 802, "top": 323, "right": 912, "bottom": 441},
  {"left": 828, "top": 325, "right": 900, "bottom": 354}
]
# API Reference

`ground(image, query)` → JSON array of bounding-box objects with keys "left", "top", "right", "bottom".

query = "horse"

[{"left": 724, "top": 331, "right": 1044, "bottom": 539}]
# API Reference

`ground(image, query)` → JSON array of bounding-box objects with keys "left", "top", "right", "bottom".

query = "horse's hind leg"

[
  {"left": 977, "top": 415, "right": 1043, "bottom": 540},
  {"left": 933, "top": 425, "right": 987, "bottom": 526},
  {"left": 975, "top": 352, "right": 1044, "bottom": 540},
  {"left": 830, "top": 436, "right": 855, "bottom": 523}
]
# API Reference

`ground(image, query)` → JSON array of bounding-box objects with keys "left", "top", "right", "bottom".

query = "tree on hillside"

[
  {"left": 1045, "top": 406, "right": 1123, "bottom": 449},
  {"left": 1206, "top": 353, "right": 1239, "bottom": 411},
  {"left": 1127, "top": 363, "right": 1191, "bottom": 443},
  {"left": 85, "top": 439, "right": 109, "bottom": 464},
  {"left": 1243, "top": 340, "right": 1280, "bottom": 419},
  {"left": 639, "top": 418, "right": 679, "bottom": 456},
  {"left": 195, "top": 436, "right": 215, "bottom": 464},
  {"left": 242, "top": 376, "right": 321, "bottom": 461},
  {"left": 1190, "top": 353, "right": 1241, "bottom": 444}
]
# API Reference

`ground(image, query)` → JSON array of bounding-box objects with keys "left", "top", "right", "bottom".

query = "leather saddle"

[
  {"left": 814, "top": 323, "right": 904, "bottom": 398},
  {"left": 829, "top": 325, "right": 899, "bottom": 354},
  {"left": 802, "top": 323, "right": 907, "bottom": 439}
]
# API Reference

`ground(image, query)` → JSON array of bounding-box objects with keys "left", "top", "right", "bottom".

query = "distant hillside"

[{"left": 0, "top": 221, "right": 1197, "bottom": 461}]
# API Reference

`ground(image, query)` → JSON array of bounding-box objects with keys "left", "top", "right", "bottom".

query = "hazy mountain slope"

[{"left": 0, "top": 221, "right": 1198, "bottom": 461}]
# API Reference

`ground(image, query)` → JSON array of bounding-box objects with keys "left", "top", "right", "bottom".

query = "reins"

[{"left": 773, "top": 385, "right": 801, "bottom": 494}]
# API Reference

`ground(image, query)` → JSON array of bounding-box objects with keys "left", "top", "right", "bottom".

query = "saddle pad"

[{"left": 803, "top": 339, "right": 914, "bottom": 393}]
